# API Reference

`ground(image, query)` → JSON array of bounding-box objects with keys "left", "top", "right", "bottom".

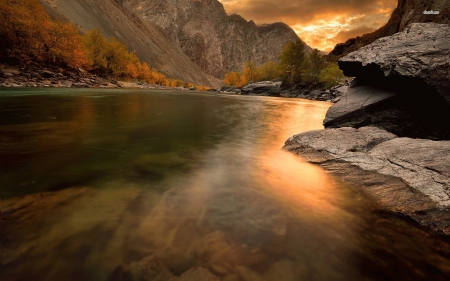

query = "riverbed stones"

[
  {"left": 284, "top": 126, "right": 450, "bottom": 234},
  {"left": 171, "top": 267, "right": 220, "bottom": 281}
]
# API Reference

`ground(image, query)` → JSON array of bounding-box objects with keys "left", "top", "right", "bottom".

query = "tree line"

[
  {"left": 0, "top": 0, "right": 209, "bottom": 90},
  {"left": 224, "top": 41, "right": 344, "bottom": 89}
]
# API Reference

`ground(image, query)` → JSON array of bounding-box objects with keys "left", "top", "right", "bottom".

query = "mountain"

[
  {"left": 328, "top": 0, "right": 450, "bottom": 61},
  {"left": 40, "top": 0, "right": 307, "bottom": 86},
  {"left": 122, "top": 0, "right": 307, "bottom": 79},
  {"left": 40, "top": 0, "right": 222, "bottom": 87}
]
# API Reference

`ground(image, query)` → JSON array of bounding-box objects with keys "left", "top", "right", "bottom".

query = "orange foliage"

[
  {"left": 0, "top": 0, "right": 211, "bottom": 90},
  {"left": 0, "top": 0, "right": 87, "bottom": 67}
]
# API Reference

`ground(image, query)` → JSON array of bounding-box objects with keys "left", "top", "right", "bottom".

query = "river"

[{"left": 1, "top": 88, "right": 449, "bottom": 281}]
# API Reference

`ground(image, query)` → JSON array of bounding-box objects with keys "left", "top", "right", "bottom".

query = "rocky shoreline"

[
  {"left": 219, "top": 80, "right": 349, "bottom": 102},
  {"left": 284, "top": 127, "right": 450, "bottom": 235},
  {"left": 284, "top": 23, "right": 450, "bottom": 236},
  {"left": 0, "top": 67, "right": 199, "bottom": 91},
  {"left": 1, "top": 65, "right": 350, "bottom": 102}
]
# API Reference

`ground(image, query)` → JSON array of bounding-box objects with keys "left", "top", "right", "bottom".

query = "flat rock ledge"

[{"left": 283, "top": 126, "right": 450, "bottom": 235}]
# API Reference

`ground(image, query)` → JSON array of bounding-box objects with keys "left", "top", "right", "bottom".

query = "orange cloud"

[{"left": 219, "top": 0, "right": 397, "bottom": 51}]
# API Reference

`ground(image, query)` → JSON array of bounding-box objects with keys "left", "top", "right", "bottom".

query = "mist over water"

[{"left": 1, "top": 88, "right": 450, "bottom": 281}]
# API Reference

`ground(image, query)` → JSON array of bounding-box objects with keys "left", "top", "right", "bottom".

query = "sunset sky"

[{"left": 218, "top": 0, "right": 397, "bottom": 51}]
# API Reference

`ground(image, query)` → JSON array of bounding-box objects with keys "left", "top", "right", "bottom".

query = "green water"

[{"left": 1, "top": 88, "right": 449, "bottom": 281}]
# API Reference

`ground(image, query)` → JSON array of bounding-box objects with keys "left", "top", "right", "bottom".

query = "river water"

[{"left": 1, "top": 88, "right": 450, "bottom": 281}]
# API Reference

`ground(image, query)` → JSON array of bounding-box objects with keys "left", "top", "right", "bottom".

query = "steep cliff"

[
  {"left": 328, "top": 0, "right": 450, "bottom": 61},
  {"left": 40, "top": 0, "right": 221, "bottom": 87},
  {"left": 122, "top": 0, "right": 307, "bottom": 78}
]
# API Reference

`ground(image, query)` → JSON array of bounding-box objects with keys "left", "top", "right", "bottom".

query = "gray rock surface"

[
  {"left": 284, "top": 126, "right": 450, "bottom": 234},
  {"left": 324, "top": 80, "right": 397, "bottom": 127},
  {"left": 339, "top": 23, "right": 450, "bottom": 103},
  {"left": 332, "top": 24, "right": 450, "bottom": 140},
  {"left": 241, "top": 81, "right": 281, "bottom": 96}
]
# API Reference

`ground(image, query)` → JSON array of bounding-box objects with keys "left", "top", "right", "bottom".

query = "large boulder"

[
  {"left": 284, "top": 126, "right": 450, "bottom": 235},
  {"left": 339, "top": 23, "right": 450, "bottom": 103},
  {"left": 324, "top": 78, "right": 450, "bottom": 139},
  {"left": 326, "top": 23, "right": 450, "bottom": 140},
  {"left": 241, "top": 81, "right": 281, "bottom": 96}
]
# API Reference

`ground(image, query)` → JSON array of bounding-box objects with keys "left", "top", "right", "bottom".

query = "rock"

[
  {"left": 220, "top": 86, "right": 231, "bottom": 92},
  {"left": 324, "top": 79, "right": 397, "bottom": 127},
  {"left": 72, "top": 83, "right": 88, "bottom": 88},
  {"left": 332, "top": 24, "right": 450, "bottom": 140},
  {"left": 241, "top": 81, "right": 281, "bottom": 96},
  {"left": 1, "top": 69, "right": 20, "bottom": 76},
  {"left": 61, "top": 80, "right": 73, "bottom": 87},
  {"left": 30, "top": 72, "right": 42, "bottom": 79},
  {"left": 284, "top": 126, "right": 450, "bottom": 235},
  {"left": 172, "top": 267, "right": 220, "bottom": 281},
  {"left": 339, "top": 23, "right": 450, "bottom": 103},
  {"left": 309, "top": 90, "right": 321, "bottom": 99},
  {"left": 129, "top": 255, "right": 174, "bottom": 281},
  {"left": 40, "top": 70, "right": 55, "bottom": 78},
  {"left": 332, "top": 85, "right": 348, "bottom": 96},
  {"left": 331, "top": 97, "right": 340, "bottom": 103}
]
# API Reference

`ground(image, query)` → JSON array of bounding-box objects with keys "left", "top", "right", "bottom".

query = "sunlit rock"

[{"left": 284, "top": 126, "right": 450, "bottom": 234}]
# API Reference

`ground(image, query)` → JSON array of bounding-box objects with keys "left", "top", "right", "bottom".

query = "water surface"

[{"left": 1, "top": 88, "right": 450, "bottom": 281}]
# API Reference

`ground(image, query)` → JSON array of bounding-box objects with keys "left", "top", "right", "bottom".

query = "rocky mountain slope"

[
  {"left": 40, "top": 0, "right": 221, "bottom": 87},
  {"left": 328, "top": 0, "right": 450, "bottom": 61},
  {"left": 122, "top": 0, "right": 307, "bottom": 78},
  {"left": 40, "top": 0, "right": 306, "bottom": 85}
]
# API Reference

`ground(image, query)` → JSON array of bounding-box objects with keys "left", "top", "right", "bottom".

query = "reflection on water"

[{"left": 1, "top": 88, "right": 450, "bottom": 281}]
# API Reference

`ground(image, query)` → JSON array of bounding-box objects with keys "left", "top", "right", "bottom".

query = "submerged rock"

[
  {"left": 284, "top": 126, "right": 450, "bottom": 235},
  {"left": 171, "top": 267, "right": 220, "bottom": 281}
]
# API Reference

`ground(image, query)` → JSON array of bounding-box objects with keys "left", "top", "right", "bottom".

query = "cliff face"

[
  {"left": 122, "top": 0, "right": 307, "bottom": 78},
  {"left": 328, "top": 0, "right": 450, "bottom": 61}
]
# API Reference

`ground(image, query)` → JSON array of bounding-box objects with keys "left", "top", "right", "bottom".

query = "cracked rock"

[{"left": 284, "top": 126, "right": 450, "bottom": 234}]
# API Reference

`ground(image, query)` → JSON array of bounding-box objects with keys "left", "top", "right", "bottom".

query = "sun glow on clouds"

[
  {"left": 293, "top": 15, "right": 366, "bottom": 51},
  {"left": 218, "top": 0, "right": 397, "bottom": 52}
]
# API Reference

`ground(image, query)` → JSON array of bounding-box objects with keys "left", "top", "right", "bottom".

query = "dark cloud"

[{"left": 219, "top": 0, "right": 397, "bottom": 50}]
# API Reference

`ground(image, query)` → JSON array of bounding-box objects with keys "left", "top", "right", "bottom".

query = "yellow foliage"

[{"left": 223, "top": 71, "right": 242, "bottom": 87}]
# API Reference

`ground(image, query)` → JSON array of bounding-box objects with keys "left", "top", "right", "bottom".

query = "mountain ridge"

[{"left": 41, "top": 0, "right": 309, "bottom": 86}]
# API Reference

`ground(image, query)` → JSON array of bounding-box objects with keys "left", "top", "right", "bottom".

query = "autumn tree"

[
  {"left": 224, "top": 71, "right": 242, "bottom": 87},
  {"left": 83, "top": 29, "right": 108, "bottom": 71},
  {"left": 0, "top": 0, "right": 87, "bottom": 67}
]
